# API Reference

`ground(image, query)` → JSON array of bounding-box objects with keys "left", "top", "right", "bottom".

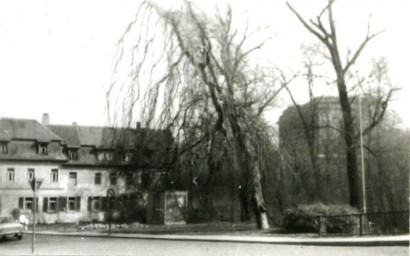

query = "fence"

[{"left": 317, "top": 211, "right": 409, "bottom": 236}]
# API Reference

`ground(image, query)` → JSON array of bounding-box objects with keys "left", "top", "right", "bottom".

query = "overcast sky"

[{"left": 0, "top": 0, "right": 408, "bottom": 129}]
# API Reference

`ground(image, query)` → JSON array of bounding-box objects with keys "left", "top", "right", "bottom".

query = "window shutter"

[
  {"left": 58, "top": 197, "right": 67, "bottom": 212},
  {"left": 19, "top": 197, "right": 24, "bottom": 209},
  {"left": 36, "top": 198, "right": 39, "bottom": 212},
  {"left": 43, "top": 198, "right": 48, "bottom": 213},
  {"left": 76, "top": 197, "right": 81, "bottom": 211},
  {"left": 87, "top": 197, "right": 92, "bottom": 212}
]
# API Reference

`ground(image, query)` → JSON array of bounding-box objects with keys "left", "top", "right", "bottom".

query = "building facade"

[
  {"left": 0, "top": 114, "right": 175, "bottom": 223},
  {"left": 278, "top": 97, "right": 352, "bottom": 205}
]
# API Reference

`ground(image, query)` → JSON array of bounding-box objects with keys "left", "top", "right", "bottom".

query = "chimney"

[
  {"left": 72, "top": 122, "right": 77, "bottom": 126},
  {"left": 136, "top": 122, "right": 141, "bottom": 130},
  {"left": 41, "top": 113, "right": 50, "bottom": 125}
]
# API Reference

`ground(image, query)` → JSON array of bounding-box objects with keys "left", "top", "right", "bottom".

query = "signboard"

[
  {"left": 106, "top": 188, "right": 115, "bottom": 198},
  {"left": 29, "top": 178, "right": 43, "bottom": 192}
]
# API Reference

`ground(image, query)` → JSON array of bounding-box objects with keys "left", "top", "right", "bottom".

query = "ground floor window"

[
  {"left": 18, "top": 197, "right": 38, "bottom": 212},
  {"left": 43, "top": 197, "right": 81, "bottom": 213},
  {"left": 49, "top": 197, "right": 57, "bottom": 212},
  {"left": 87, "top": 196, "right": 108, "bottom": 212},
  {"left": 68, "top": 197, "right": 81, "bottom": 211},
  {"left": 109, "top": 173, "right": 117, "bottom": 186}
]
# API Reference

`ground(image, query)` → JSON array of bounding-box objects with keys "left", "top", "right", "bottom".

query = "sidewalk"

[{"left": 23, "top": 229, "right": 409, "bottom": 246}]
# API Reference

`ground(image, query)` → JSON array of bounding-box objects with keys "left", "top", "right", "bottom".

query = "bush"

[{"left": 282, "top": 203, "right": 359, "bottom": 233}]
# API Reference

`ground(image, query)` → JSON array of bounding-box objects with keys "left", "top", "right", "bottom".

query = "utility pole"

[
  {"left": 32, "top": 178, "right": 36, "bottom": 254},
  {"left": 359, "top": 95, "right": 367, "bottom": 214},
  {"left": 29, "top": 177, "right": 43, "bottom": 254}
]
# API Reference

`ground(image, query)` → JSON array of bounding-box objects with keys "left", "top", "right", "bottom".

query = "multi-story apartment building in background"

[
  {"left": 278, "top": 97, "right": 350, "bottom": 205},
  {"left": 278, "top": 96, "right": 409, "bottom": 212},
  {"left": 0, "top": 114, "right": 176, "bottom": 224}
]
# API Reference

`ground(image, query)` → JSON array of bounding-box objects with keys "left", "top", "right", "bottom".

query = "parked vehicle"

[{"left": 0, "top": 215, "right": 23, "bottom": 240}]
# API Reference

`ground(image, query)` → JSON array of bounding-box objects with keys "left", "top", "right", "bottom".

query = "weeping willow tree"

[{"left": 107, "top": 0, "right": 286, "bottom": 229}]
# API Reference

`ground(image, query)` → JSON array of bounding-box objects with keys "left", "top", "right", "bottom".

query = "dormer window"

[
  {"left": 38, "top": 143, "right": 48, "bottom": 155},
  {"left": 0, "top": 142, "right": 8, "bottom": 154},
  {"left": 97, "top": 151, "right": 113, "bottom": 161},
  {"left": 67, "top": 148, "right": 78, "bottom": 160},
  {"left": 124, "top": 151, "right": 133, "bottom": 162}
]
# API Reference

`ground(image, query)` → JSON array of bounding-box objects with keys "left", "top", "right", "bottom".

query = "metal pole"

[
  {"left": 108, "top": 199, "right": 111, "bottom": 235},
  {"left": 359, "top": 95, "right": 367, "bottom": 214},
  {"left": 32, "top": 178, "right": 36, "bottom": 254}
]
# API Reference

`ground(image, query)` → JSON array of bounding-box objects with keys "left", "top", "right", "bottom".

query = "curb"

[{"left": 23, "top": 231, "right": 409, "bottom": 246}]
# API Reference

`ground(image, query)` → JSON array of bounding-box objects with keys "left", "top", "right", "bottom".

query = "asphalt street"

[{"left": 0, "top": 234, "right": 408, "bottom": 256}]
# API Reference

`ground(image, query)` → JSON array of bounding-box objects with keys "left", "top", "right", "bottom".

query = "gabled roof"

[
  {"left": 76, "top": 126, "right": 118, "bottom": 148},
  {"left": 0, "top": 118, "right": 62, "bottom": 142},
  {"left": 0, "top": 115, "right": 174, "bottom": 149},
  {"left": 47, "top": 125, "right": 81, "bottom": 147},
  {"left": 45, "top": 124, "right": 173, "bottom": 149}
]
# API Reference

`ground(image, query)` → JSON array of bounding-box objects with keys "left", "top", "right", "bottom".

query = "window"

[
  {"left": 95, "top": 173, "right": 101, "bottom": 185},
  {"left": 18, "top": 197, "right": 38, "bottom": 212},
  {"left": 109, "top": 173, "right": 117, "bottom": 185},
  {"left": 67, "top": 149, "right": 78, "bottom": 160},
  {"left": 97, "top": 152, "right": 104, "bottom": 161},
  {"left": 93, "top": 197, "right": 101, "bottom": 211},
  {"left": 51, "top": 169, "right": 58, "bottom": 182},
  {"left": 38, "top": 143, "right": 48, "bottom": 155},
  {"left": 7, "top": 168, "right": 15, "bottom": 182},
  {"left": 106, "top": 152, "right": 113, "bottom": 161},
  {"left": 68, "top": 197, "right": 76, "bottom": 211},
  {"left": 0, "top": 142, "right": 8, "bottom": 154},
  {"left": 66, "top": 197, "right": 81, "bottom": 211},
  {"left": 23, "top": 198, "right": 32, "bottom": 210},
  {"left": 27, "top": 168, "right": 35, "bottom": 181},
  {"left": 124, "top": 151, "right": 133, "bottom": 162},
  {"left": 141, "top": 172, "right": 150, "bottom": 189},
  {"left": 126, "top": 172, "right": 133, "bottom": 186},
  {"left": 87, "top": 197, "right": 108, "bottom": 212},
  {"left": 97, "top": 151, "right": 113, "bottom": 161},
  {"left": 48, "top": 197, "right": 57, "bottom": 213},
  {"left": 69, "top": 172, "right": 77, "bottom": 186},
  {"left": 43, "top": 197, "right": 80, "bottom": 212}
]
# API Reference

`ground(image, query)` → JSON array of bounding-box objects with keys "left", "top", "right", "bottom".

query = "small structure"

[{"left": 146, "top": 191, "right": 187, "bottom": 225}]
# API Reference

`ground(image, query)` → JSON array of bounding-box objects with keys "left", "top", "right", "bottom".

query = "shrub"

[{"left": 282, "top": 203, "right": 359, "bottom": 233}]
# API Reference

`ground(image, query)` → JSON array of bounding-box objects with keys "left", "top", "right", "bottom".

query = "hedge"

[{"left": 282, "top": 203, "right": 359, "bottom": 233}]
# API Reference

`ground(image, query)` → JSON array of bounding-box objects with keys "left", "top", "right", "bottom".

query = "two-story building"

[{"left": 0, "top": 114, "right": 176, "bottom": 224}]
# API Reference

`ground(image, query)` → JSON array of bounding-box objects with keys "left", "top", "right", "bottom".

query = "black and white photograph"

[{"left": 0, "top": 0, "right": 409, "bottom": 255}]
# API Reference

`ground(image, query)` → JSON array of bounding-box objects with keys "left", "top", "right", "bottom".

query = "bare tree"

[
  {"left": 355, "top": 58, "right": 403, "bottom": 212},
  {"left": 287, "top": 0, "right": 394, "bottom": 210},
  {"left": 282, "top": 44, "right": 325, "bottom": 202},
  {"left": 107, "top": 1, "right": 286, "bottom": 229}
]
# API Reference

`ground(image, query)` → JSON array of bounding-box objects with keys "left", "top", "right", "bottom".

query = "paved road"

[{"left": 0, "top": 234, "right": 408, "bottom": 256}]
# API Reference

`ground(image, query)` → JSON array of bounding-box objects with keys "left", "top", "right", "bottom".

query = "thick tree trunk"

[
  {"left": 250, "top": 162, "right": 270, "bottom": 230},
  {"left": 230, "top": 122, "right": 270, "bottom": 229},
  {"left": 336, "top": 78, "right": 361, "bottom": 209}
]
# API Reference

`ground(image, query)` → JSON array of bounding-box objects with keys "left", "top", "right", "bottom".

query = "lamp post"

[
  {"left": 358, "top": 95, "right": 367, "bottom": 214},
  {"left": 29, "top": 177, "right": 43, "bottom": 254}
]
